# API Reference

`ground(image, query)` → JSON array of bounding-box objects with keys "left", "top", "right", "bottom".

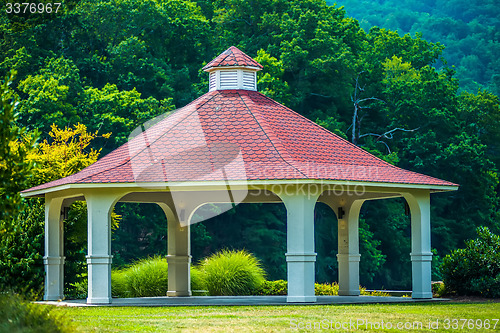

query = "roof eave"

[
  {"left": 20, "top": 179, "right": 459, "bottom": 198},
  {"left": 203, "top": 65, "right": 262, "bottom": 72}
]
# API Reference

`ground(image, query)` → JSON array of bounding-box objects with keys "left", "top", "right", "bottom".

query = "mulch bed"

[{"left": 444, "top": 295, "right": 500, "bottom": 303}]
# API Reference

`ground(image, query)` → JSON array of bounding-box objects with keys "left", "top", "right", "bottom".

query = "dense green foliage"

[
  {"left": 257, "top": 279, "right": 288, "bottom": 296},
  {"left": 0, "top": 71, "right": 35, "bottom": 221},
  {"left": 0, "top": 292, "right": 76, "bottom": 332},
  {"left": 330, "top": 0, "right": 500, "bottom": 95},
  {"left": 191, "top": 203, "right": 287, "bottom": 280},
  {"left": 0, "top": 200, "right": 45, "bottom": 298},
  {"left": 0, "top": 125, "right": 106, "bottom": 299},
  {"left": 441, "top": 227, "right": 500, "bottom": 298},
  {"left": 111, "top": 203, "right": 168, "bottom": 267},
  {"left": 200, "top": 249, "right": 266, "bottom": 296},
  {"left": 0, "top": 0, "right": 499, "bottom": 292}
]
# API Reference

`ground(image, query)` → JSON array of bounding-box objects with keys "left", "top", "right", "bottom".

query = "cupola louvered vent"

[
  {"left": 219, "top": 70, "right": 238, "bottom": 89},
  {"left": 242, "top": 71, "right": 256, "bottom": 90},
  {"left": 209, "top": 72, "right": 216, "bottom": 91}
]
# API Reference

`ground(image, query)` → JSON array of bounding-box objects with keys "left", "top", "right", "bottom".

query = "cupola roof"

[{"left": 202, "top": 46, "right": 263, "bottom": 71}]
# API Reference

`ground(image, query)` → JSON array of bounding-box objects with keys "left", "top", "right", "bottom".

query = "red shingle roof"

[
  {"left": 202, "top": 46, "right": 263, "bottom": 71},
  {"left": 23, "top": 89, "right": 456, "bottom": 194}
]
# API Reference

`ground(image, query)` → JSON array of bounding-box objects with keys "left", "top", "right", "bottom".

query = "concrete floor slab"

[{"left": 38, "top": 296, "right": 447, "bottom": 307}]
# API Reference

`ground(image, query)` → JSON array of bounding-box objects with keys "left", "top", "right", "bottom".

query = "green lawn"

[{"left": 53, "top": 302, "right": 500, "bottom": 332}]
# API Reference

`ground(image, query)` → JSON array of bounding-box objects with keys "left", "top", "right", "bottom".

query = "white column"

[
  {"left": 86, "top": 192, "right": 120, "bottom": 304},
  {"left": 157, "top": 202, "right": 191, "bottom": 297},
  {"left": 337, "top": 200, "right": 363, "bottom": 296},
  {"left": 404, "top": 191, "right": 433, "bottom": 299},
  {"left": 44, "top": 196, "right": 65, "bottom": 301},
  {"left": 165, "top": 205, "right": 191, "bottom": 297},
  {"left": 278, "top": 189, "right": 320, "bottom": 303}
]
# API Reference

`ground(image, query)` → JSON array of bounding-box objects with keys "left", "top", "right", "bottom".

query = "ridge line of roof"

[
  {"left": 73, "top": 92, "right": 221, "bottom": 186},
  {"left": 198, "top": 92, "right": 229, "bottom": 174},
  {"left": 237, "top": 91, "right": 309, "bottom": 179},
  {"left": 213, "top": 52, "right": 231, "bottom": 67},
  {"left": 202, "top": 49, "right": 231, "bottom": 70}
]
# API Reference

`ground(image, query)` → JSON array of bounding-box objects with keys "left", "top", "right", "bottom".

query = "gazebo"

[{"left": 22, "top": 46, "right": 458, "bottom": 304}]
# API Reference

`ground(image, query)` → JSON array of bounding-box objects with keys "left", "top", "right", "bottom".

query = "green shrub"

[
  {"left": 468, "top": 275, "right": 500, "bottom": 298},
  {"left": 257, "top": 280, "right": 288, "bottom": 295},
  {"left": 359, "top": 287, "right": 390, "bottom": 296},
  {"left": 441, "top": 226, "right": 500, "bottom": 298},
  {"left": 257, "top": 280, "right": 392, "bottom": 296},
  {"left": 68, "top": 274, "right": 88, "bottom": 299},
  {"left": 200, "top": 249, "right": 266, "bottom": 296},
  {"left": 315, "top": 282, "right": 339, "bottom": 295},
  {"left": 0, "top": 292, "right": 76, "bottom": 332},
  {"left": 432, "top": 281, "right": 446, "bottom": 298}
]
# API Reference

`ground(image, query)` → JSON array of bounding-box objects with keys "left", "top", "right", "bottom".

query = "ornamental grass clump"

[
  {"left": 200, "top": 249, "right": 266, "bottom": 296},
  {"left": 111, "top": 270, "right": 130, "bottom": 298},
  {"left": 111, "top": 256, "right": 168, "bottom": 298},
  {"left": 190, "top": 266, "right": 207, "bottom": 295}
]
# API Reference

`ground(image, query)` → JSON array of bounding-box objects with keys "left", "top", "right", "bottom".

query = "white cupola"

[{"left": 202, "top": 46, "right": 263, "bottom": 92}]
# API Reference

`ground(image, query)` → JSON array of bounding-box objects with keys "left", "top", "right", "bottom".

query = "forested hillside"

[
  {"left": 329, "top": 0, "right": 500, "bottom": 95},
  {"left": 1, "top": 0, "right": 499, "bottom": 294}
]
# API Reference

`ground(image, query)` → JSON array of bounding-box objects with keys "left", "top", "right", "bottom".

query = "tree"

[
  {"left": 71, "top": 0, "right": 211, "bottom": 105},
  {"left": 457, "top": 90, "right": 500, "bottom": 167},
  {"left": 81, "top": 83, "right": 173, "bottom": 153},
  {"left": 0, "top": 70, "right": 39, "bottom": 297},
  {"left": 111, "top": 203, "right": 168, "bottom": 268},
  {"left": 0, "top": 70, "right": 36, "bottom": 221},
  {"left": 17, "top": 57, "right": 84, "bottom": 134},
  {"left": 26, "top": 123, "right": 107, "bottom": 187},
  {"left": 0, "top": 124, "right": 109, "bottom": 299},
  {"left": 326, "top": 0, "right": 500, "bottom": 93},
  {"left": 0, "top": 199, "right": 45, "bottom": 298},
  {"left": 16, "top": 56, "right": 174, "bottom": 152}
]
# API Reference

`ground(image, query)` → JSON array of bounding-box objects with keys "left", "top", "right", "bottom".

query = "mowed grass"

[{"left": 53, "top": 302, "right": 500, "bottom": 332}]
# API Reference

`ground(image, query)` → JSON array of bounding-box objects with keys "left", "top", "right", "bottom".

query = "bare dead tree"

[
  {"left": 359, "top": 127, "right": 420, "bottom": 153},
  {"left": 351, "top": 72, "right": 384, "bottom": 145},
  {"left": 350, "top": 73, "right": 419, "bottom": 153}
]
